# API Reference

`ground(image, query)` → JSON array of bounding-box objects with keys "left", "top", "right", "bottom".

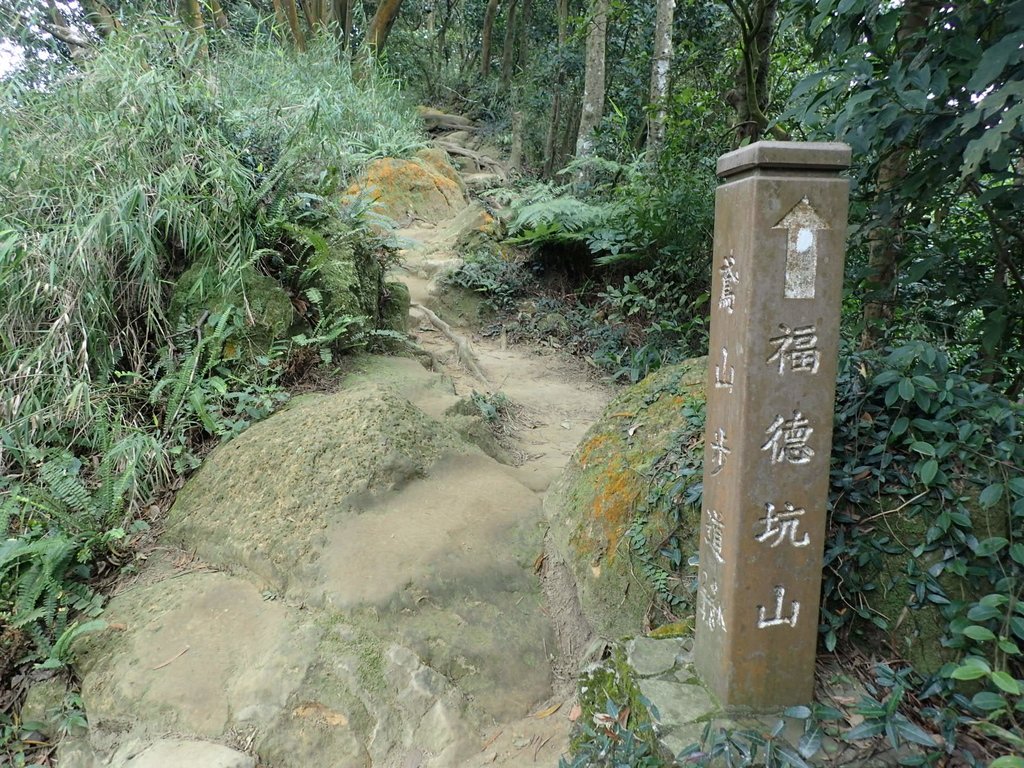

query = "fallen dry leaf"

[
  {"left": 531, "top": 702, "right": 562, "bottom": 719},
  {"left": 294, "top": 702, "right": 348, "bottom": 727},
  {"left": 568, "top": 703, "right": 582, "bottom": 722}
]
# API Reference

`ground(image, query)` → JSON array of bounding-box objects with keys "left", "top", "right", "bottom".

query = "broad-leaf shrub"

[{"left": 825, "top": 341, "right": 1023, "bottom": 741}]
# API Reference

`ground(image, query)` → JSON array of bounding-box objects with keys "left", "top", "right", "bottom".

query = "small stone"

[
  {"left": 19, "top": 677, "right": 67, "bottom": 738},
  {"left": 627, "top": 636, "right": 685, "bottom": 677},
  {"left": 116, "top": 739, "right": 255, "bottom": 768},
  {"left": 637, "top": 679, "right": 718, "bottom": 732},
  {"left": 661, "top": 724, "right": 706, "bottom": 759}
]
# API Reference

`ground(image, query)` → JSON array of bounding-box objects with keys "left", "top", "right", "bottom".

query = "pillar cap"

[{"left": 717, "top": 141, "right": 851, "bottom": 179}]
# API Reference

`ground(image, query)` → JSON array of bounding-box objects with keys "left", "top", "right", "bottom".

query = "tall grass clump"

[{"left": 0, "top": 25, "right": 422, "bottom": 666}]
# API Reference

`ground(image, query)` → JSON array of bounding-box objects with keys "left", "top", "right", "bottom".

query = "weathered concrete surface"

[{"left": 695, "top": 140, "right": 850, "bottom": 710}]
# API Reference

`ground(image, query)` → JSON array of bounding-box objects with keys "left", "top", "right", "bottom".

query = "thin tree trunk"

[
  {"left": 575, "top": 0, "right": 609, "bottom": 167},
  {"left": 301, "top": 0, "right": 319, "bottom": 34},
  {"left": 860, "top": 0, "right": 936, "bottom": 348},
  {"left": 561, "top": 89, "right": 582, "bottom": 170},
  {"left": 516, "top": 0, "right": 532, "bottom": 73},
  {"left": 282, "top": 0, "right": 307, "bottom": 50},
  {"left": 209, "top": 0, "right": 229, "bottom": 30},
  {"left": 647, "top": 0, "right": 675, "bottom": 161},
  {"left": 81, "top": 0, "right": 119, "bottom": 37},
  {"left": 499, "top": 0, "right": 518, "bottom": 86},
  {"left": 510, "top": 109, "right": 524, "bottom": 169},
  {"left": 271, "top": 0, "right": 291, "bottom": 42},
  {"left": 480, "top": 0, "right": 501, "bottom": 77},
  {"left": 343, "top": 0, "right": 353, "bottom": 48},
  {"left": 543, "top": 0, "right": 569, "bottom": 177},
  {"left": 180, "top": 0, "right": 208, "bottom": 58},
  {"left": 722, "top": 0, "right": 780, "bottom": 145},
  {"left": 366, "top": 0, "right": 405, "bottom": 54},
  {"left": 330, "top": 0, "right": 348, "bottom": 47}
]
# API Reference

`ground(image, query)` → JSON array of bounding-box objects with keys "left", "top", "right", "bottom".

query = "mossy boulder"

[
  {"left": 307, "top": 236, "right": 385, "bottom": 324},
  {"left": 379, "top": 280, "right": 411, "bottom": 334},
  {"left": 855, "top": 494, "right": 1008, "bottom": 675},
  {"left": 170, "top": 262, "right": 295, "bottom": 355},
  {"left": 345, "top": 148, "right": 466, "bottom": 226},
  {"left": 165, "top": 383, "right": 469, "bottom": 591},
  {"left": 544, "top": 358, "right": 707, "bottom": 640}
]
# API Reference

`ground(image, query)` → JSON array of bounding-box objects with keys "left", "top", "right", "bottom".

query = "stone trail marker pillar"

[{"left": 693, "top": 141, "right": 851, "bottom": 711}]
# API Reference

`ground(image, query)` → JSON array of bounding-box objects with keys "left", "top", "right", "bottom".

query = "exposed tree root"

[
  {"left": 432, "top": 140, "right": 509, "bottom": 180},
  {"left": 410, "top": 303, "right": 490, "bottom": 385}
]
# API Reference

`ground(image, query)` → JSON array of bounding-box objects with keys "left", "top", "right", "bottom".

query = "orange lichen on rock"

[
  {"left": 583, "top": 456, "right": 640, "bottom": 560},
  {"left": 343, "top": 148, "right": 467, "bottom": 225}
]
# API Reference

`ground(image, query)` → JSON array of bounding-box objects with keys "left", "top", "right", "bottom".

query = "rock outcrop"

[{"left": 71, "top": 356, "right": 556, "bottom": 768}]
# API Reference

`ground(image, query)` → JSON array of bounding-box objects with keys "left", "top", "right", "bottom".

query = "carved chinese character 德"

[{"left": 761, "top": 411, "right": 814, "bottom": 465}]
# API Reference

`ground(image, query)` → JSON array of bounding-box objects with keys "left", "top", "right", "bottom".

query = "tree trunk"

[
  {"left": 342, "top": 0, "right": 353, "bottom": 48},
  {"left": 499, "top": 0, "right": 518, "bottom": 86},
  {"left": 180, "top": 0, "right": 208, "bottom": 57},
  {"left": 510, "top": 109, "right": 524, "bottom": 169},
  {"left": 722, "top": 0, "right": 779, "bottom": 145},
  {"left": 81, "top": 0, "right": 120, "bottom": 37},
  {"left": 209, "top": 0, "right": 230, "bottom": 30},
  {"left": 543, "top": 0, "right": 570, "bottom": 177},
  {"left": 270, "top": 0, "right": 290, "bottom": 42},
  {"left": 366, "top": 0, "right": 405, "bottom": 54},
  {"left": 647, "top": 0, "right": 675, "bottom": 161},
  {"left": 282, "top": 0, "right": 307, "bottom": 50},
  {"left": 859, "top": 0, "right": 937, "bottom": 348},
  {"left": 480, "top": 0, "right": 501, "bottom": 77},
  {"left": 516, "top": 0, "right": 532, "bottom": 74},
  {"left": 575, "top": 0, "right": 609, "bottom": 166}
]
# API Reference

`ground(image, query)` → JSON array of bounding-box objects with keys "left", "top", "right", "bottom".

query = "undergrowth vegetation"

[{"left": 0, "top": 30, "right": 420, "bottom": 675}]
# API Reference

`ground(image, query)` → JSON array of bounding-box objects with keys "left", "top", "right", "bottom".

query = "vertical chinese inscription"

[{"left": 694, "top": 141, "right": 850, "bottom": 711}]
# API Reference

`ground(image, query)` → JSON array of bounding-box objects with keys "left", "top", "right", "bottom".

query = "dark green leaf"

[
  {"left": 979, "top": 483, "right": 1004, "bottom": 508},
  {"left": 962, "top": 625, "right": 996, "bottom": 642},
  {"left": 971, "top": 691, "right": 1007, "bottom": 712}
]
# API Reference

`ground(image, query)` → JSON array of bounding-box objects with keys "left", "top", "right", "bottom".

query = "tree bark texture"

[
  {"left": 281, "top": 0, "right": 307, "bottom": 50},
  {"left": 647, "top": 0, "right": 675, "bottom": 160},
  {"left": 575, "top": 0, "right": 609, "bottom": 162},
  {"left": 722, "top": 0, "right": 779, "bottom": 145},
  {"left": 366, "top": 0, "right": 405, "bottom": 53},
  {"left": 500, "top": 0, "right": 518, "bottom": 86},
  {"left": 860, "top": 0, "right": 937, "bottom": 348},
  {"left": 209, "top": 0, "right": 230, "bottom": 30},
  {"left": 516, "top": 0, "right": 532, "bottom": 75},
  {"left": 180, "top": 0, "right": 208, "bottom": 57},
  {"left": 480, "top": 0, "right": 500, "bottom": 77},
  {"left": 543, "top": 0, "right": 570, "bottom": 177}
]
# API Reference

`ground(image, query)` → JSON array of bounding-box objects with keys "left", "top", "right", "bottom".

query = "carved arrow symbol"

[{"left": 773, "top": 197, "right": 829, "bottom": 299}]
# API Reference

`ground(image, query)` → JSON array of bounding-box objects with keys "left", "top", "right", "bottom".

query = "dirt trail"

[
  {"left": 67, "top": 166, "right": 614, "bottom": 768},
  {"left": 397, "top": 221, "right": 611, "bottom": 496},
  {"left": 391, "top": 217, "right": 615, "bottom": 765}
]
